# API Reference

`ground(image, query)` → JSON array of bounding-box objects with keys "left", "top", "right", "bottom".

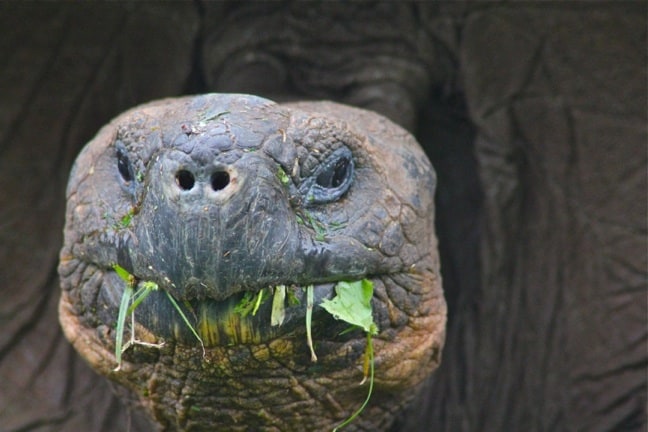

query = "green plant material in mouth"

[
  {"left": 306, "top": 284, "right": 318, "bottom": 362},
  {"left": 271, "top": 285, "right": 287, "bottom": 326},
  {"left": 113, "top": 268, "right": 134, "bottom": 371},
  {"left": 287, "top": 286, "right": 301, "bottom": 306},
  {"left": 251, "top": 288, "right": 265, "bottom": 316},
  {"left": 234, "top": 288, "right": 270, "bottom": 317},
  {"left": 320, "top": 279, "right": 379, "bottom": 431},
  {"left": 111, "top": 264, "right": 204, "bottom": 370},
  {"left": 112, "top": 263, "right": 377, "bottom": 429},
  {"left": 233, "top": 291, "right": 255, "bottom": 316},
  {"left": 320, "top": 280, "right": 378, "bottom": 336},
  {"left": 332, "top": 332, "right": 374, "bottom": 432},
  {"left": 163, "top": 289, "right": 205, "bottom": 357}
]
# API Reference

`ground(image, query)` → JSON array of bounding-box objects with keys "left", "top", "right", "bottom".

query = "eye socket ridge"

[{"left": 302, "top": 147, "right": 354, "bottom": 204}]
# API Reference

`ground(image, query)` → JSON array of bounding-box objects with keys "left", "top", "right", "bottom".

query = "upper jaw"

[{"left": 110, "top": 205, "right": 390, "bottom": 302}]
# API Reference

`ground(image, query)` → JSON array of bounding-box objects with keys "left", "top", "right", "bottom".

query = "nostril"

[
  {"left": 211, "top": 171, "right": 230, "bottom": 191},
  {"left": 176, "top": 170, "right": 195, "bottom": 190}
]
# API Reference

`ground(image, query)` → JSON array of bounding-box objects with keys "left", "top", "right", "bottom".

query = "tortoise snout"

[{"left": 154, "top": 148, "right": 243, "bottom": 206}]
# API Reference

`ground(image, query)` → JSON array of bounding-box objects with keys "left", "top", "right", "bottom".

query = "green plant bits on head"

[{"left": 277, "top": 166, "right": 290, "bottom": 186}]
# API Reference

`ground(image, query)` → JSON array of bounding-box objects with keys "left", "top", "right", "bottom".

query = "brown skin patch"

[{"left": 58, "top": 94, "right": 445, "bottom": 430}]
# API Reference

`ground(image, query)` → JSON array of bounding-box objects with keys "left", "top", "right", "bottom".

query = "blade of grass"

[
  {"left": 333, "top": 333, "right": 375, "bottom": 431},
  {"left": 251, "top": 289, "right": 265, "bottom": 316},
  {"left": 306, "top": 284, "right": 317, "bottom": 362},
  {"left": 163, "top": 291, "right": 206, "bottom": 358},
  {"left": 114, "top": 283, "right": 133, "bottom": 371}
]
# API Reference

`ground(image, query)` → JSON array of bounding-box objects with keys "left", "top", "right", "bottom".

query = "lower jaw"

[
  {"left": 58, "top": 268, "right": 445, "bottom": 431},
  {"left": 58, "top": 289, "right": 387, "bottom": 430}
]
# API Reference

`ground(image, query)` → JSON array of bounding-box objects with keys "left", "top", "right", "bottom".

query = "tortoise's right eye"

[
  {"left": 116, "top": 148, "right": 133, "bottom": 182},
  {"left": 301, "top": 147, "right": 354, "bottom": 205}
]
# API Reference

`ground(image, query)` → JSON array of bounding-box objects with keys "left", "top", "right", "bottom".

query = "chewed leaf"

[{"left": 320, "top": 279, "right": 378, "bottom": 335}]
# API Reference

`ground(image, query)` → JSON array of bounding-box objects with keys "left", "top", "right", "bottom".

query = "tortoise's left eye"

[
  {"left": 116, "top": 148, "right": 133, "bottom": 182},
  {"left": 302, "top": 147, "right": 354, "bottom": 204}
]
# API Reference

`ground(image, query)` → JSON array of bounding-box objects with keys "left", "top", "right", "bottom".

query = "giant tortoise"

[
  {"left": 1, "top": 3, "right": 645, "bottom": 431},
  {"left": 58, "top": 93, "right": 445, "bottom": 430}
]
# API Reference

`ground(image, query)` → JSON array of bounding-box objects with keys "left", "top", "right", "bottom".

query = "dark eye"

[
  {"left": 116, "top": 148, "right": 133, "bottom": 182},
  {"left": 302, "top": 147, "right": 354, "bottom": 204},
  {"left": 316, "top": 156, "right": 351, "bottom": 189}
]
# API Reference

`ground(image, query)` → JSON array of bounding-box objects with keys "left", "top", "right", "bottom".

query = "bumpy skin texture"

[{"left": 58, "top": 94, "right": 445, "bottom": 430}]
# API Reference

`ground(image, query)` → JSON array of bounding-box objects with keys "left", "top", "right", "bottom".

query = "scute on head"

[{"left": 58, "top": 93, "right": 446, "bottom": 431}]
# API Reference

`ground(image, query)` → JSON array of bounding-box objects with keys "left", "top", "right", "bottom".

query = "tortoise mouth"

[{"left": 96, "top": 268, "right": 359, "bottom": 347}]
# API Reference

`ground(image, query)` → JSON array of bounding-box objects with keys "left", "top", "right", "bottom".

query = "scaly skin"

[{"left": 58, "top": 94, "right": 445, "bottom": 431}]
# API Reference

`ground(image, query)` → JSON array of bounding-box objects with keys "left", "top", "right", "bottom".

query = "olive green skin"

[{"left": 58, "top": 94, "right": 445, "bottom": 431}]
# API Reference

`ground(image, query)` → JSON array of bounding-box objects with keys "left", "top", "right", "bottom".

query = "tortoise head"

[{"left": 58, "top": 93, "right": 445, "bottom": 430}]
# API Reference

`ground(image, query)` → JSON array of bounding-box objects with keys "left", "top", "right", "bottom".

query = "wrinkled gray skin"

[{"left": 1, "top": 3, "right": 646, "bottom": 432}]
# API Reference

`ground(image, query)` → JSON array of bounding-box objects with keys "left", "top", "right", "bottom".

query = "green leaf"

[{"left": 320, "top": 279, "right": 378, "bottom": 335}]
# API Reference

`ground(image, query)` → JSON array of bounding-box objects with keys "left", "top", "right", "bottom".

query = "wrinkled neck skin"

[{"left": 58, "top": 94, "right": 446, "bottom": 431}]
